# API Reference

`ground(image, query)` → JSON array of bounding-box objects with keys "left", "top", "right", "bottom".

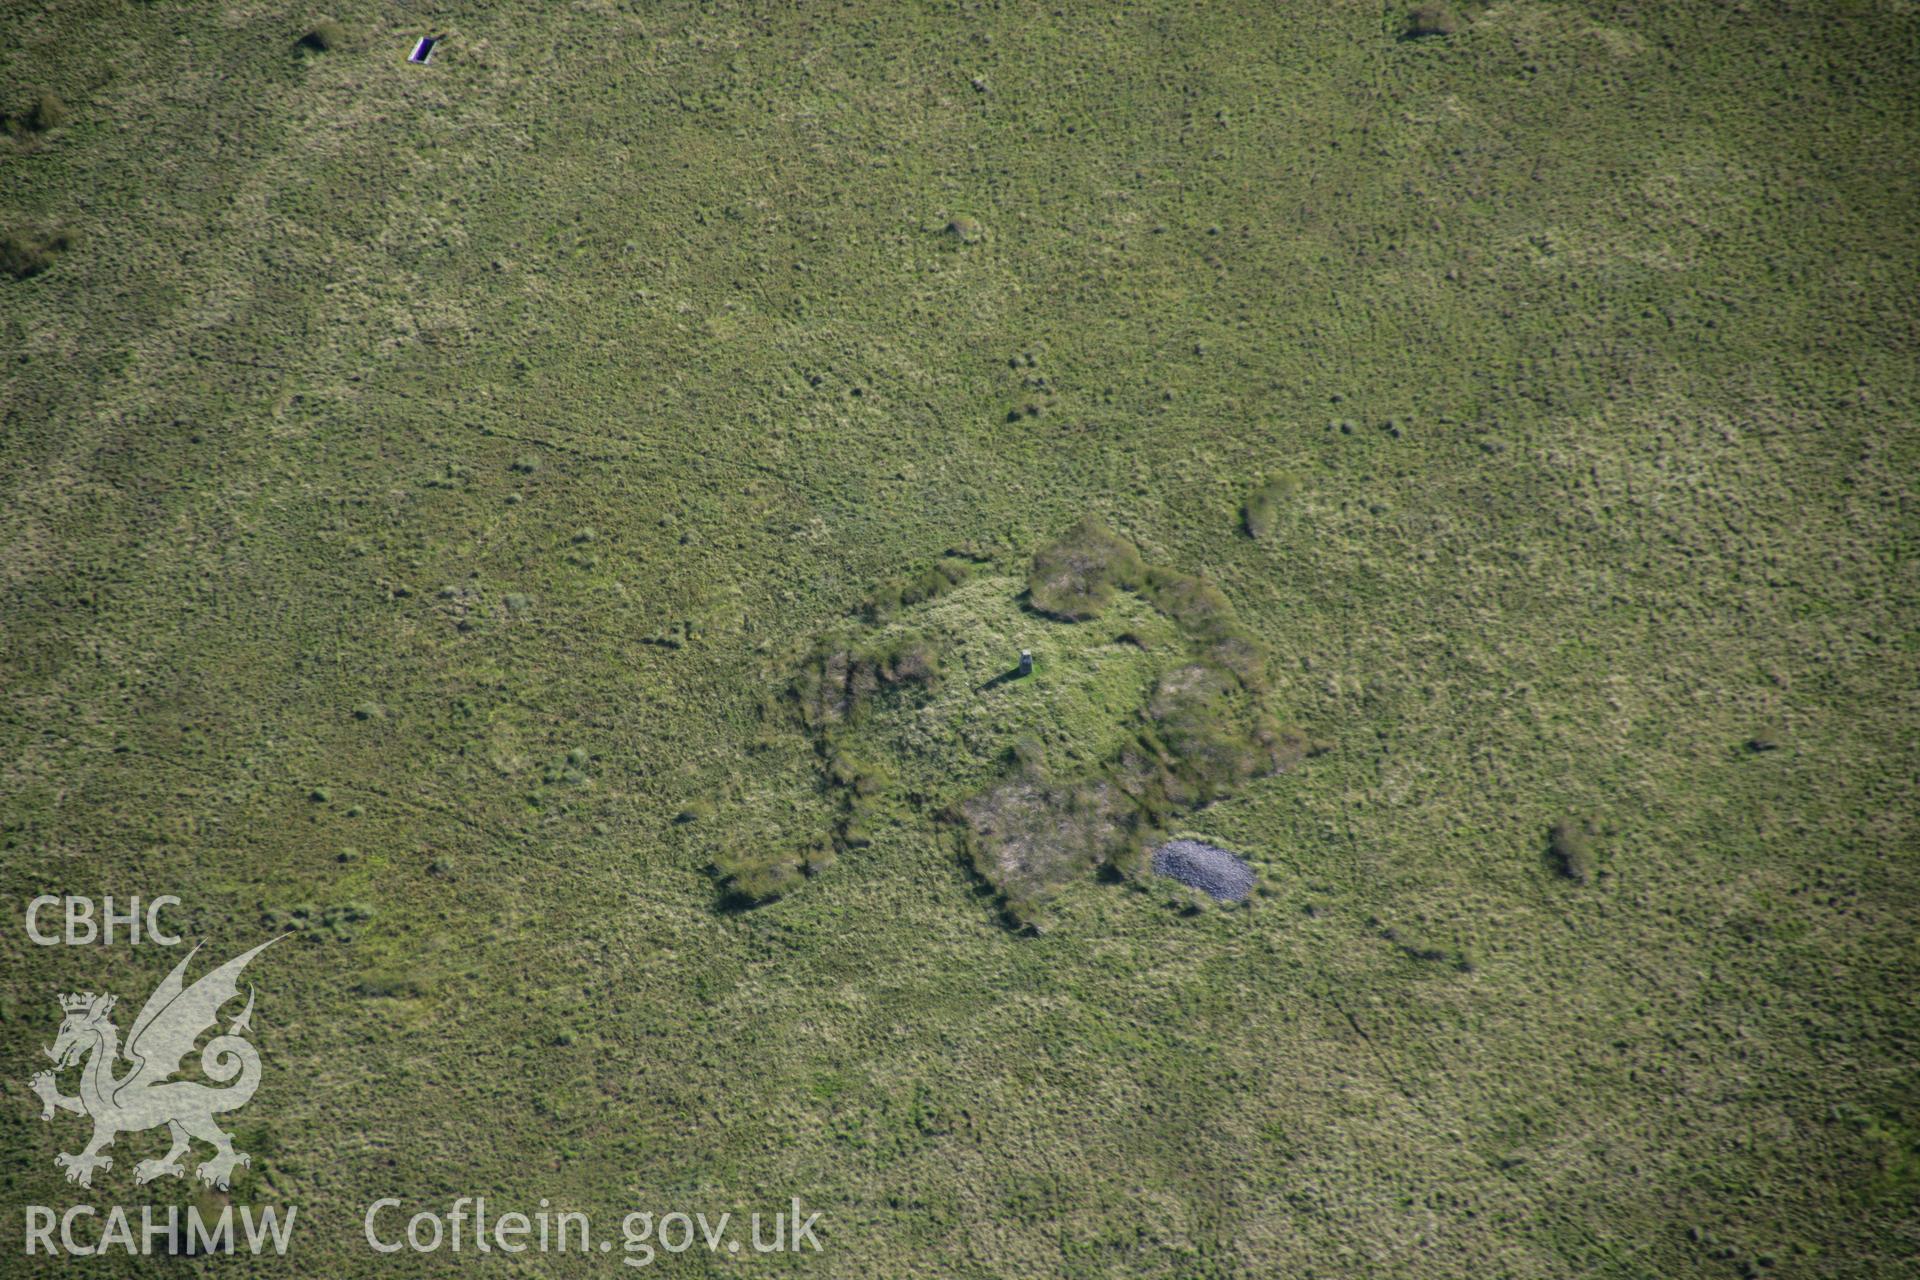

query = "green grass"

[{"left": 1, "top": 2, "right": 1916, "bottom": 1277}]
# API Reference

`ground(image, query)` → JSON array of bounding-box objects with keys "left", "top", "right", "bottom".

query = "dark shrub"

[{"left": 1406, "top": 6, "right": 1458, "bottom": 37}]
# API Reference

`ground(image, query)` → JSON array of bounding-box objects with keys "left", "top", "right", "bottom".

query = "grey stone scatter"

[{"left": 1151, "top": 839, "right": 1255, "bottom": 902}]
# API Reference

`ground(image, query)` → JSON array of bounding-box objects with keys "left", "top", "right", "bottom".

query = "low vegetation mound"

[
  {"left": 713, "top": 526, "right": 1305, "bottom": 928},
  {"left": 21, "top": 92, "right": 67, "bottom": 132},
  {"left": 713, "top": 833, "right": 834, "bottom": 907},
  {"left": 961, "top": 769, "right": 1136, "bottom": 912},
  {"left": 1242, "top": 474, "right": 1297, "bottom": 540},
  {"left": 1548, "top": 818, "right": 1598, "bottom": 884},
  {"left": 1405, "top": 6, "right": 1459, "bottom": 38},
  {"left": 706, "top": 634, "right": 935, "bottom": 904},
  {"left": 791, "top": 634, "right": 939, "bottom": 728},
  {"left": 1027, "top": 517, "right": 1145, "bottom": 620},
  {"left": 1, "top": 228, "right": 73, "bottom": 281},
  {"left": 862, "top": 551, "right": 981, "bottom": 620},
  {"left": 298, "top": 19, "right": 345, "bottom": 52}
]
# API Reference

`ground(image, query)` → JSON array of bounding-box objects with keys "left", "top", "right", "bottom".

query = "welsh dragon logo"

[{"left": 29, "top": 939, "right": 278, "bottom": 1190}]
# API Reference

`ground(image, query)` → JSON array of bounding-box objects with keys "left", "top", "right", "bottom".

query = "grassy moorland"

[{"left": 1, "top": 2, "right": 1915, "bottom": 1276}]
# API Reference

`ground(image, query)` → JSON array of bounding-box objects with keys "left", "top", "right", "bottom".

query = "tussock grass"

[
  {"left": 1405, "top": 6, "right": 1458, "bottom": 38},
  {"left": 0, "top": 228, "right": 72, "bottom": 280},
  {"left": 23, "top": 91, "right": 67, "bottom": 132},
  {"left": 1548, "top": 818, "right": 1598, "bottom": 884},
  {"left": 1242, "top": 474, "right": 1297, "bottom": 539},
  {"left": 297, "top": 19, "right": 345, "bottom": 53}
]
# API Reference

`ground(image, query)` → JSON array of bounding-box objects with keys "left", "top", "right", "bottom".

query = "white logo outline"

[{"left": 30, "top": 938, "right": 281, "bottom": 1189}]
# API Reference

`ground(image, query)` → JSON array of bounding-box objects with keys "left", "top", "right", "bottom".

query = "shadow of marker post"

[{"left": 974, "top": 651, "right": 1033, "bottom": 695}]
